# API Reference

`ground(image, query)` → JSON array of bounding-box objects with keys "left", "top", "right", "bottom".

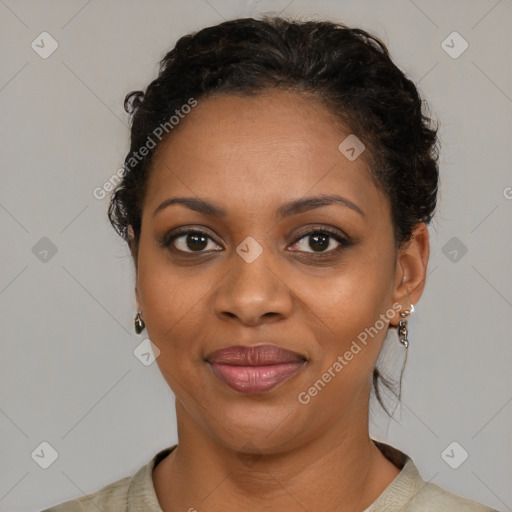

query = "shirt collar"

[
  {"left": 128, "top": 445, "right": 177, "bottom": 512},
  {"left": 126, "top": 441, "right": 424, "bottom": 512}
]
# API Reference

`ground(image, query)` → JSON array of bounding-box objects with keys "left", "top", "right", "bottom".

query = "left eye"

[{"left": 289, "top": 229, "right": 349, "bottom": 254}]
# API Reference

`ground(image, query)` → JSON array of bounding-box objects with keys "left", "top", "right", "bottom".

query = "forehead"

[{"left": 144, "top": 90, "right": 384, "bottom": 219}]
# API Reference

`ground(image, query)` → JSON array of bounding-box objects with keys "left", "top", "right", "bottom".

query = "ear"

[
  {"left": 389, "top": 223, "right": 430, "bottom": 326},
  {"left": 127, "top": 225, "right": 140, "bottom": 310},
  {"left": 127, "top": 225, "right": 138, "bottom": 263},
  {"left": 134, "top": 284, "right": 141, "bottom": 313}
]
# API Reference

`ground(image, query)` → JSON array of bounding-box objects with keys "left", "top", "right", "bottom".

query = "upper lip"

[{"left": 206, "top": 344, "right": 306, "bottom": 366}]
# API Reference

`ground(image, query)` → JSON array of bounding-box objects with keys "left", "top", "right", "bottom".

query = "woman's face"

[{"left": 133, "top": 90, "right": 426, "bottom": 453}]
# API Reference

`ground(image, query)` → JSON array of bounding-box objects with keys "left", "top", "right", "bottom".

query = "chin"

[{"left": 204, "top": 399, "right": 308, "bottom": 452}]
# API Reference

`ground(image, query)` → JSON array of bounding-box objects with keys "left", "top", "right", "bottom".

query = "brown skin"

[{"left": 129, "top": 90, "right": 429, "bottom": 511}]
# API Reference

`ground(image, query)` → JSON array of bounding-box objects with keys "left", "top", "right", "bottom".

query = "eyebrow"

[{"left": 153, "top": 194, "right": 365, "bottom": 219}]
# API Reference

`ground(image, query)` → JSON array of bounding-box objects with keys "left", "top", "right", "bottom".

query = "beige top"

[{"left": 42, "top": 442, "right": 498, "bottom": 511}]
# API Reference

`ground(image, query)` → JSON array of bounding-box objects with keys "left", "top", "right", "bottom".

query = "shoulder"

[
  {"left": 368, "top": 442, "right": 498, "bottom": 512},
  {"left": 40, "top": 474, "right": 132, "bottom": 511},
  {"left": 404, "top": 481, "right": 499, "bottom": 511},
  {"left": 41, "top": 445, "right": 176, "bottom": 512}
]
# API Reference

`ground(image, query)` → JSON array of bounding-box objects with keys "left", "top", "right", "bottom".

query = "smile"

[{"left": 206, "top": 344, "right": 307, "bottom": 394}]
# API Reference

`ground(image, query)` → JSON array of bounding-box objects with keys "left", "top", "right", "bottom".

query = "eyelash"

[{"left": 161, "top": 226, "right": 352, "bottom": 256}]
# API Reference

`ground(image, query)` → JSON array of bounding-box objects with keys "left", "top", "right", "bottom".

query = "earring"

[
  {"left": 134, "top": 311, "right": 145, "bottom": 334},
  {"left": 397, "top": 304, "right": 414, "bottom": 348}
]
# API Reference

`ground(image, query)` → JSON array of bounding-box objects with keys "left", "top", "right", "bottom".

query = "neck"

[{"left": 153, "top": 401, "right": 401, "bottom": 512}]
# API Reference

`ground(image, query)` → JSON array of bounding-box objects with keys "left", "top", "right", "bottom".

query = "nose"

[{"left": 212, "top": 245, "right": 293, "bottom": 326}]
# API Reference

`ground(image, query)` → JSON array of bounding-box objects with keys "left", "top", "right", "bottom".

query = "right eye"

[{"left": 162, "top": 229, "right": 223, "bottom": 254}]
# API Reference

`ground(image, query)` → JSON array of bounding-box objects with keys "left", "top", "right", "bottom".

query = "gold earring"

[{"left": 134, "top": 311, "right": 145, "bottom": 334}]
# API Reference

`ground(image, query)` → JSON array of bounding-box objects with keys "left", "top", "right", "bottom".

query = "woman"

[{"left": 43, "top": 15, "right": 498, "bottom": 512}]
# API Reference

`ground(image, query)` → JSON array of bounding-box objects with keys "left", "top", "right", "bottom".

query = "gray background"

[{"left": 1, "top": 1, "right": 511, "bottom": 511}]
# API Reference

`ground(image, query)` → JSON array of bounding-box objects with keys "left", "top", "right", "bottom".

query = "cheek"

[
  {"left": 136, "top": 243, "right": 209, "bottom": 348},
  {"left": 302, "top": 251, "right": 395, "bottom": 369},
  {"left": 137, "top": 257, "right": 210, "bottom": 393},
  {"left": 302, "top": 254, "right": 392, "bottom": 330}
]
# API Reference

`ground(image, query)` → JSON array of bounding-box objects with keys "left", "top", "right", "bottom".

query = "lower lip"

[{"left": 208, "top": 361, "right": 305, "bottom": 394}]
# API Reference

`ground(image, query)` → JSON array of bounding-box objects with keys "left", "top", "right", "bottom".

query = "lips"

[{"left": 206, "top": 344, "right": 306, "bottom": 394}]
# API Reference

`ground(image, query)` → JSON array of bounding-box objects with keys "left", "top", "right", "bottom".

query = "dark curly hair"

[{"left": 108, "top": 14, "right": 440, "bottom": 414}]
